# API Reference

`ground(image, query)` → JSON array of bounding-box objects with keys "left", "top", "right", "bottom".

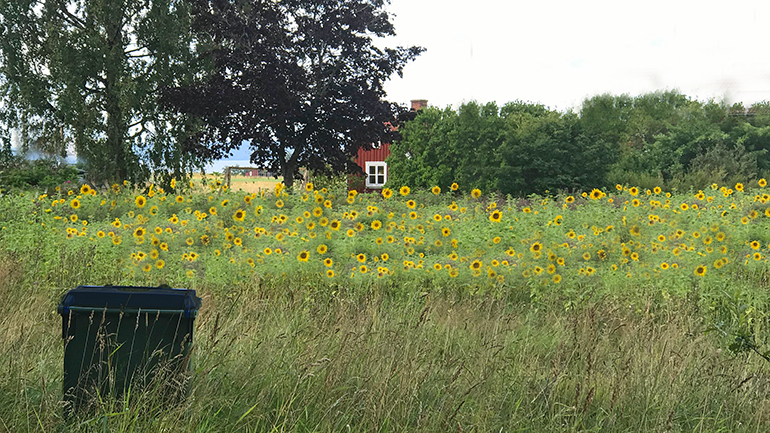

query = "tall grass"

[
  {"left": 4, "top": 180, "right": 770, "bottom": 431},
  {"left": 3, "top": 255, "right": 770, "bottom": 432}
]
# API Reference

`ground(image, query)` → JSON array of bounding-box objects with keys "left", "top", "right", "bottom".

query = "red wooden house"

[{"left": 353, "top": 99, "right": 427, "bottom": 192}]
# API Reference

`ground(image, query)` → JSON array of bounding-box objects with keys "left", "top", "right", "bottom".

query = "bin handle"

[{"left": 114, "top": 284, "right": 173, "bottom": 292}]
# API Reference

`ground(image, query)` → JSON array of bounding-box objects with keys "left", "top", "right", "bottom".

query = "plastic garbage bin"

[{"left": 57, "top": 285, "right": 202, "bottom": 414}]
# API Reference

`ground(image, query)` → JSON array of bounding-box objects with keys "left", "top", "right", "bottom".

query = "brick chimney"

[{"left": 411, "top": 99, "right": 428, "bottom": 111}]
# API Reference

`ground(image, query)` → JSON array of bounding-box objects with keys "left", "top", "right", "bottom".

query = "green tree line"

[{"left": 388, "top": 91, "right": 770, "bottom": 195}]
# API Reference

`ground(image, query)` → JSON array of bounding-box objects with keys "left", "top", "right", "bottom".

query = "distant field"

[{"left": 193, "top": 173, "right": 283, "bottom": 194}]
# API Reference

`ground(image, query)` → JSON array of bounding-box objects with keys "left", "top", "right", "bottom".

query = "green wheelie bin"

[{"left": 57, "top": 285, "right": 202, "bottom": 415}]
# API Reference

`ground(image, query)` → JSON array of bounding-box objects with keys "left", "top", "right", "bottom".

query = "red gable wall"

[
  {"left": 355, "top": 142, "right": 391, "bottom": 172},
  {"left": 350, "top": 100, "right": 426, "bottom": 192}
]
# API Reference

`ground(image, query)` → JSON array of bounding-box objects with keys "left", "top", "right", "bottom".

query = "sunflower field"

[
  {"left": 3, "top": 179, "right": 770, "bottom": 301},
  {"left": 5, "top": 179, "right": 770, "bottom": 431}
]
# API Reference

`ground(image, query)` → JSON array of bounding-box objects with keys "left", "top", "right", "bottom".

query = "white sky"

[{"left": 381, "top": 0, "right": 770, "bottom": 112}]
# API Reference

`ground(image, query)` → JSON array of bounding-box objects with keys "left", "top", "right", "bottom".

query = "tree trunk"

[
  {"left": 103, "top": 3, "right": 127, "bottom": 183},
  {"left": 105, "top": 76, "right": 126, "bottom": 182},
  {"left": 281, "top": 141, "right": 302, "bottom": 191},
  {"left": 282, "top": 158, "right": 297, "bottom": 191}
]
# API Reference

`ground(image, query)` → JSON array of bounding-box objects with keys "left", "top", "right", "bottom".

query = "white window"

[{"left": 365, "top": 161, "right": 387, "bottom": 189}]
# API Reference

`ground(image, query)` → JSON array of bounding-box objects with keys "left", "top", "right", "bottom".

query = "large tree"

[
  {"left": 387, "top": 101, "right": 507, "bottom": 193},
  {"left": 161, "top": 0, "right": 423, "bottom": 190},
  {"left": 389, "top": 101, "right": 617, "bottom": 196},
  {"left": 0, "top": 0, "right": 208, "bottom": 184}
]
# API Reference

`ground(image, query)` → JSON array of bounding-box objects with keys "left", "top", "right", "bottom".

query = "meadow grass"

[
  {"left": 191, "top": 174, "right": 283, "bottom": 195},
  {"left": 2, "top": 258, "right": 770, "bottom": 432},
  {"left": 2, "top": 181, "right": 770, "bottom": 431}
]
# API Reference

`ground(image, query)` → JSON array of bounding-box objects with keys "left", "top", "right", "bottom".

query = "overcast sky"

[{"left": 380, "top": 0, "right": 770, "bottom": 112}]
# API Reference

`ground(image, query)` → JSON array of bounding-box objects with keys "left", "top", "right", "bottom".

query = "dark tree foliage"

[
  {"left": 0, "top": 0, "right": 206, "bottom": 185},
  {"left": 161, "top": 0, "right": 423, "bottom": 189},
  {"left": 388, "top": 101, "right": 615, "bottom": 197},
  {"left": 387, "top": 105, "right": 461, "bottom": 191},
  {"left": 390, "top": 92, "right": 770, "bottom": 197},
  {"left": 499, "top": 111, "right": 616, "bottom": 196},
  {"left": 581, "top": 93, "right": 770, "bottom": 189},
  {"left": 387, "top": 102, "right": 507, "bottom": 193}
]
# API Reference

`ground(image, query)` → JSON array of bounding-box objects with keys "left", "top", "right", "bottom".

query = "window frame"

[{"left": 364, "top": 161, "right": 387, "bottom": 189}]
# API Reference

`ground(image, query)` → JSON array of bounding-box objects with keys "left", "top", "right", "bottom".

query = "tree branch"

[
  {"left": 83, "top": 84, "right": 103, "bottom": 94},
  {"left": 128, "top": 121, "right": 146, "bottom": 140},
  {"left": 125, "top": 46, "right": 152, "bottom": 57},
  {"left": 55, "top": 0, "right": 86, "bottom": 30},
  {"left": 128, "top": 116, "right": 149, "bottom": 130},
  {"left": 126, "top": 52, "right": 153, "bottom": 59}
]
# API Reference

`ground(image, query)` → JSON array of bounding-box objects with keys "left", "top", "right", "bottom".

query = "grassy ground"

[
  {"left": 2, "top": 261, "right": 770, "bottom": 432},
  {"left": 3, "top": 181, "right": 770, "bottom": 431},
  {"left": 192, "top": 174, "right": 283, "bottom": 194}
]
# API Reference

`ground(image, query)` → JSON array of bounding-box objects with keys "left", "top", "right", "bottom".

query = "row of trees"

[
  {"left": 388, "top": 92, "right": 770, "bottom": 195},
  {"left": 3, "top": 2, "right": 767, "bottom": 195},
  {"left": 0, "top": 0, "right": 422, "bottom": 189}
]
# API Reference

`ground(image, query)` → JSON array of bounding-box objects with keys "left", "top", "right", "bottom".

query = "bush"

[{"left": 0, "top": 158, "right": 80, "bottom": 191}]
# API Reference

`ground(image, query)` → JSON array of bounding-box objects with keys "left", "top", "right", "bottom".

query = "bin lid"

[{"left": 57, "top": 285, "right": 202, "bottom": 317}]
